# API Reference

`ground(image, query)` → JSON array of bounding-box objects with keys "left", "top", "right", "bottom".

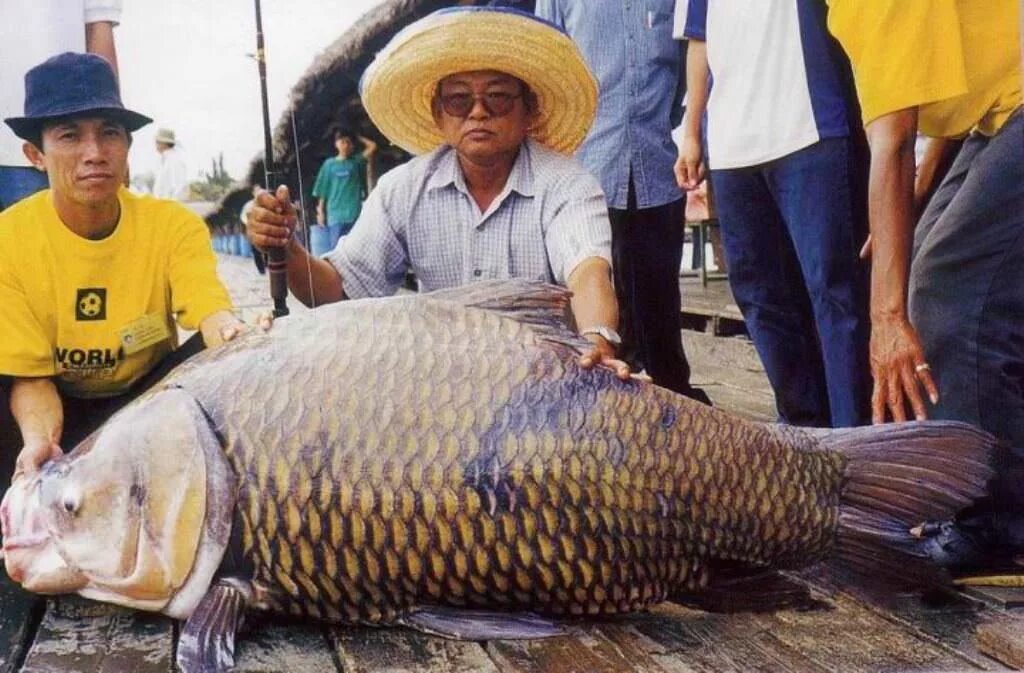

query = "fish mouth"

[{"left": 2, "top": 532, "right": 50, "bottom": 553}]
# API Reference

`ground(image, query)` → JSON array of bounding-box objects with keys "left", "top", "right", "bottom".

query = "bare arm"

[
  {"left": 864, "top": 108, "right": 938, "bottom": 423},
  {"left": 85, "top": 22, "right": 118, "bottom": 77},
  {"left": 567, "top": 257, "right": 629, "bottom": 379},
  {"left": 676, "top": 39, "right": 709, "bottom": 190},
  {"left": 914, "top": 136, "right": 962, "bottom": 216},
  {"left": 359, "top": 136, "right": 378, "bottom": 159},
  {"left": 246, "top": 186, "right": 345, "bottom": 307},
  {"left": 10, "top": 378, "right": 64, "bottom": 475},
  {"left": 316, "top": 198, "right": 325, "bottom": 225}
]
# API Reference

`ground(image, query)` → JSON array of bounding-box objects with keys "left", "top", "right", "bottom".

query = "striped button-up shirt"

[
  {"left": 325, "top": 139, "right": 612, "bottom": 298},
  {"left": 536, "top": 0, "right": 685, "bottom": 210}
]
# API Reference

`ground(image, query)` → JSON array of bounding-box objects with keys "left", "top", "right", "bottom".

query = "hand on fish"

[
  {"left": 13, "top": 437, "right": 63, "bottom": 481},
  {"left": 200, "top": 309, "right": 274, "bottom": 349},
  {"left": 578, "top": 334, "right": 632, "bottom": 380}
]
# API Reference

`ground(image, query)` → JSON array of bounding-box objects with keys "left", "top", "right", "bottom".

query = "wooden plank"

[
  {"left": 977, "top": 615, "right": 1024, "bottom": 670},
  {"left": 20, "top": 597, "right": 173, "bottom": 673},
  {"left": 233, "top": 619, "right": 337, "bottom": 673},
  {"left": 0, "top": 576, "right": 42, "bottom": 673},
  {"left": 331, "top": 626, "right": 498, "bottom": 673},
  {"left": 611, "top": 602, "right": 829, "bottom": 673},
  {"left": 753, "top": 592, "right": 993, "bottom": 672},
  {"left": 963, "top": 586, "right": 1024, "bottom": 609},
  {"left": 486, "top": 627, "right": 692, "bottom": 673}
]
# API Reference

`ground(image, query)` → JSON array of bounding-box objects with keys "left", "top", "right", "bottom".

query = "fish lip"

[{"left": 1, "top": 533, "right": 49, "bottom": 553}]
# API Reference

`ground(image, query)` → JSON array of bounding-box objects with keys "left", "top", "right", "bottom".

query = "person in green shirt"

[{"left": 311, "top": 129, "right": 377, "bottom": 254}]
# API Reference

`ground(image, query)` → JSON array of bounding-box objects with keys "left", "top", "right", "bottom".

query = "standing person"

[
  {"left": 152, "top": 127, "right": 189, "bottom": 201},
  {"left": 312, "top": 129, "right": 377, "bottom": 252},
  {"left": 0, "top": 0, "right": 121, "bottom": 211},
  {"left": 826, "top": 0, "right": 1023, "bottom": 564},
  {"left": 675, "top": 0, "right": 871, "bottom": 427},
  {"left": 0, "top": 53, "right": 256, "bottom": 485},
  {"left": 535, "top": 0, "right": 708, "bottom": 403}
]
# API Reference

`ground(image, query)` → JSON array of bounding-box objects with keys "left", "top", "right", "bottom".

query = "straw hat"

[
  {"left": 360, "top": 7, "right": 597, "bottom": 156},
  {"left": 154, "top": 128, "right": 177, "bottom": 145}
]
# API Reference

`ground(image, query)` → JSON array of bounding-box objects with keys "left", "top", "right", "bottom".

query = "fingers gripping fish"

[{"left": 0, "top": 281, "right": 998, "bottom": 673}]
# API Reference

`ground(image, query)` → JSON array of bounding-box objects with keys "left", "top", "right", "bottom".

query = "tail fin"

[{"left": 818, "top": 421, "right": 997, "bottom": 587}]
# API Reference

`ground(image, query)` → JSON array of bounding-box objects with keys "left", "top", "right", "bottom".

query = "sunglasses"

[{"left": 438, "top": 91, "right": 524, "bottom": 118}]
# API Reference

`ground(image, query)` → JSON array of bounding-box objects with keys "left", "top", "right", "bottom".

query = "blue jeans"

[
  {"left": 310, "top": 225, "right": 333, "bottom": 257},
  {"left": 710, "top": 136, "right": 870, "bottom": 427},
  {"left": 0, "top": 166, "right": 48, "bottom": 211},
  {"left": 910, "top": 110, "right": 1024, "bottom": 447},
  {"left": 327, "top": 220, "right": 355, "bottom": 249}
]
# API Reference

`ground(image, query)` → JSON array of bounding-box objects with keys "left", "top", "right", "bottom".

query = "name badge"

[{"left": 118, "top": 313, "right": 172, "bottom": 355}]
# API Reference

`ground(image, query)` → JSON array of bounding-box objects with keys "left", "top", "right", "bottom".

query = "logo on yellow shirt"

[{"left": 76, "top": 288, "right": 107, "bottom": 321}]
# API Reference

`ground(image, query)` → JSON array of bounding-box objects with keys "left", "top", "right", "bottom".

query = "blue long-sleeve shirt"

[{"left": 536, "top": 0, "right": 684, "bottom": 210}]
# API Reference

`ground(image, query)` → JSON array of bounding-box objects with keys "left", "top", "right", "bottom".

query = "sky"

[{"left": 120, "top": 0, "right": 386, "bottom": 184}]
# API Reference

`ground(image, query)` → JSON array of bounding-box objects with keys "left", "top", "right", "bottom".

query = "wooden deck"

[{"left": 3, "top": 256, "right": 1024, "bottom": 673}]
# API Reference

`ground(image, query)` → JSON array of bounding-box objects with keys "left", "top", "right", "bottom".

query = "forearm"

[
  {"left": 683, "top": 40, "right": 709, "bottom": 140},
  {"left": 866, "top": 110, "right": 919, "bottom": 321},
  {"left": 567, "top": 257, "right": 618, "bottom": 333},
  {"left": 284, "top": 238, "right": 345, "bottom": 307},
  {"left": 85, "top": 22, "right": 118, "bottom": 77},
  {"left": 10, "top": 378, "right": 63, "bottom": 447},
  {"left": 914, "top": 137, "right": 962, "bottom": 215}
]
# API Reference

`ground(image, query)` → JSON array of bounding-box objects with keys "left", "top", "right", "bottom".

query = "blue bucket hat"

[{"left": 4, "top": 52, "right": 152, "bottom": 142}]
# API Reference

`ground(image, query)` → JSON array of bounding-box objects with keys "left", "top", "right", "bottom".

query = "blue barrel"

[
  {"left": 228, "top": 234, "right": 239, "bottom": 255},
  {"left": 310, "top": 225, "right": 332, "bottom": 257},
  {"left": 239, "top": 234, "right": 253, "bottom": 258},
  {"left": 215, "top": 236, "right": 223, "bottom": 253}
]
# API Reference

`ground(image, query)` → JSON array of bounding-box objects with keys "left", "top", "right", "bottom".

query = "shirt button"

[{"left": 473, "top": 269, "right": 482, "bottom": 277}]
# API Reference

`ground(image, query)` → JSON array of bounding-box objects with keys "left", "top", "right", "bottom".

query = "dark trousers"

[
  {"left": 609, "top": 188, "right": 700, "bottom": 398},
  {"left": 710, "top": 136, "right": 870, "bottom": 427},
  {"left": 0, "top": 334, "right": 204, "bottom": 495}
]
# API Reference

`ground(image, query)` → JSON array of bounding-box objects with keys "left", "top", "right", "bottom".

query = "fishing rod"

[{"left": 253, "top": 0, "right": 289, "bottom": 317}]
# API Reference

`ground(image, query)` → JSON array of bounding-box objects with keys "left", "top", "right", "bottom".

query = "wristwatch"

[{"left": 579, "top": 325, "right": 622, "bottom": 347}]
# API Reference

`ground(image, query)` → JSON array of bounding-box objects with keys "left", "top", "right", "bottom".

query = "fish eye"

[{"left": 62, "top": 495, "right": 80, "bottom": 515}]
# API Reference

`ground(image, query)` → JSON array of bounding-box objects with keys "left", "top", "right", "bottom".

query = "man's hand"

[
  {"left": 675, "top": 135, "right": 705, "bottom": 191},
  {"left": 870, "top": 315, "right": 939, "bottom": 423},
  {"left": 579, "top": 335, "right": 631, "bottom": 380},
  {"left": 200, "top": 310, "right": 273, "bottom": 349},
  {"left": 14, "top": 438, "right": 62, "bottom": 479},
  {"left": 247, "top": 185, "right": 298, "bottom": 253}
]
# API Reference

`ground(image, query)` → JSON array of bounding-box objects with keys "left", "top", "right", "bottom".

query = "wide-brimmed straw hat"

[
  {"left": 4, "top": 52, "right": 151, "bottom": 141},
  {"left": 360, "top": 7, "right": 597, "bottom": 155}
]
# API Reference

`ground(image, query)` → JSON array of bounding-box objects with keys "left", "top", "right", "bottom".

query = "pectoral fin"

[
  {"left": 671, "top": 566, "right": 826, "bottom": 613},
  {"left": 176, "top": 579, "right": 250, "bottom": 673},
  {"left": 399, "top": 606, "right": 567, "bottom": 640}
]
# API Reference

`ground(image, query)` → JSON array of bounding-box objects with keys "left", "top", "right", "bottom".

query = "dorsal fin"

[{"left": 425, "top": 280, "right": 591, "bottom": 354}]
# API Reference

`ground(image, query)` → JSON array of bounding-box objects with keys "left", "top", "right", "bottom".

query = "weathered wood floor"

[{"left": 3, "top": 256, "right": 1023, "bottom": 673}]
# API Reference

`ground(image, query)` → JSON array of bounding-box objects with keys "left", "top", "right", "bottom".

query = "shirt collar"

[{"left": 424, "top": 141, "right": 536, "bottom": 198}]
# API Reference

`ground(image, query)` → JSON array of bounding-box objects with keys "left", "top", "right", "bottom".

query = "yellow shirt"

[
  {"left": 0, "top": 189, "right": 232, "bottom": 398},
  {"left": 827, "top": 0, "right": 1022, "bottom": 137}
]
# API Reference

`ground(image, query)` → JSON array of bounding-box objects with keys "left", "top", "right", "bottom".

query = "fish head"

[{"left": 1, "top": 389, "right": 219, "bottom": 612}]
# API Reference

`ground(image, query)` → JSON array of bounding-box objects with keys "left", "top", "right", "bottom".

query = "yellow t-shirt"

[
  {"left": 827, "top": 0, "right": 1022, "bottom": 137},
  {"left": 0, "top": 189, "right": 232, "bottom": 398}
]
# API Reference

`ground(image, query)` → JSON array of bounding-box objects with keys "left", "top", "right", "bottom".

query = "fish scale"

[{"left": 165, "top": 291, "right": 849, "bottom": 625}]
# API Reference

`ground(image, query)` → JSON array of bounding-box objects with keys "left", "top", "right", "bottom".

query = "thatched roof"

[{"left": 207, "top": 0, "right": 487, "bottom": 230}]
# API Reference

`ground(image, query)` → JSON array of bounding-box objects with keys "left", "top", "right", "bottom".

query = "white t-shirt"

[
  {"left": 0, "top": 0, "right": 122, "bottom": 166},
  {"left": 674, "top": 0, "right": 855, "bottom": 170},
  {"left": 152, "top": 147, "right": 189, "bottom": 201}
]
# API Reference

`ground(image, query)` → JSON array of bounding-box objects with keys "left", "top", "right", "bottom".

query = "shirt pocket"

[{"left": 645, "top": 7, "right": 677, "bottom": 64}]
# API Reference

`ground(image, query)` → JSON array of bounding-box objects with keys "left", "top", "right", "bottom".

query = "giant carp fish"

[{"left": 0, "top": 281, "right": 998, "bottom": 673}]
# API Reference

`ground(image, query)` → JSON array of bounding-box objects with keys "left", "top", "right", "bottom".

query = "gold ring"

[{"left": 915, "top": 363, "right": 931, "bottom": 373}]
